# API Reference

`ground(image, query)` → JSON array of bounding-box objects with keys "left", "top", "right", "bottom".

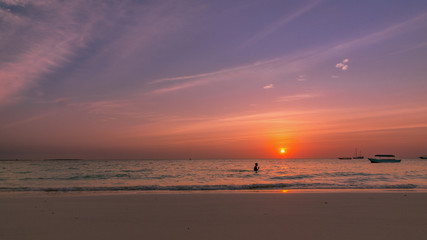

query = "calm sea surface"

[{"left": 1, "top": 159, "right": 426, "bottom": 192}]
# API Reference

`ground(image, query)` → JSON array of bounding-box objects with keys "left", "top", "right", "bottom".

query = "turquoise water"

[{"left": 1, "top": 159, "right": 426, "bottom": 192}]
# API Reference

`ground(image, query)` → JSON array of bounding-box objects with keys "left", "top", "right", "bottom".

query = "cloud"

[
  {"left": 0, "top": 0, "right": 116, "bottom": 105},
  {"left": 146, "top": 12, "right": 427, "bottom": 95},
  {"left": 332, "top": 13, "right": 427, "bottom": 52},
  {"left": 276, "top": 93, "right": 318, "bottom": 102},
  {"left": 152, "top": 78, "right": 213, "bottom": 94},
  {"left": 241, "top": 0, "right": 322, "bottom": 48},
  {"left": 149, "top": 58, "right": 283, "bottom": 94},
  {"left": 122, "top": 109, "right": 323, "bottom": 141},
  {"left": 297, "top": 74, "right": 307, "bottom": 81},
  {"left": 148, "top": 9, "right": 426, "bottom": 94},
  {"left": 150, "top": 58, "right": 281, "bottom": 84},
  {"left": 263, "top": 84, "right": 274, "bottom": 89},
  {"left": 0, "top": 113, "right": 51, "bottom": 130},
  {"left": 335, "top": 59, "right": 349, "bottom": 71},
  {"left": 0, "top": 0, "right": 184, "bottom": 105}
]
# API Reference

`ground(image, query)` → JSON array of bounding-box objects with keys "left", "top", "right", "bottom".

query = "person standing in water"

[{"left": 253, "top": 163, "right": 259, "bottom": 172}]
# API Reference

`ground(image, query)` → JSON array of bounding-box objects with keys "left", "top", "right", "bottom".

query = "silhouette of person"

[{"left": 253, "top": 163, "right": 259, "bottom": 172}]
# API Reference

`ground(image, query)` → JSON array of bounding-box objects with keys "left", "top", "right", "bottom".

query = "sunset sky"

[{"left": 1, "top": 0, "right": 426, "bottom": 159}]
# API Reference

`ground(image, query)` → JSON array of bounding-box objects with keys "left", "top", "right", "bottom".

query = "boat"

[
  {"left": 368, "top": 155, "right": 401, "bottom": 163},
  {"left": 339, "top": 148, "right": 364, "bottom": 160},
  {"left": 352, "top": 148, "right": 364, "bottom": 159},
  {"left": 420, "top": 156, "right": 427, "bottom": 159}
]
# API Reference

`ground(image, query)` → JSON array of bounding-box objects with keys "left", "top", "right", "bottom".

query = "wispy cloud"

[
  {"left": 147, "top": 13, "right": 427, "bottom": 95},
  {"left": 121, "top": 109, "right": 323, "bottom": 140},
  {"left": 387, "top": 41, "right": 427, "bottom": 56},
  {"left": 149, "top": 58, "right": 283, "bottom": 94},
  {"left": 297, "top": 74, "right": 307, "bottom": 81},
  {"left": 150, "top": 58, "right": 281, "bottom": 84},
  {"left": 276, "top": 93, "right": 319, "bottom": 102},
  {"left": 332, "top": 13, "right": 427, "bottom": 52},
  {"left": 0, "top": 0, "right": 113, "bottom": 105},
  {"left": 241, "top": 0, "right": 322, "bottom": 48},
  {"left": 0, "top": 112, "right": 51, "bottom": 130},
  {"left": 263, "top": 84, "right": 274, "bottom": 89},
  {"left": 152, "top": 78, "right": 213, "bottom": 94}
]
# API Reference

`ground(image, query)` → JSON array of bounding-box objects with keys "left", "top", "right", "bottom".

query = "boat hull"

[{"left": 368, "top": 158, "right": 401, "bottom": 163}]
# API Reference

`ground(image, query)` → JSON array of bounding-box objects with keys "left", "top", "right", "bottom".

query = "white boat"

[{"left": 368, "top": 155, "right": 401, "bottom": 163}]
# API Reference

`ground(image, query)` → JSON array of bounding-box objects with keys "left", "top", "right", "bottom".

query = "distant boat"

[
  {"left": 338, "top": 157, "right": 352, "bottom": 160},
  {"left": 352, "top": 148, "right": 364, "bottom": 159},
  {"left": 368, "top": 155, "right": 401, "bottom": 163},
  {"left": 420, "top": 156, "right": 427, "bottom": 159},
  {"left": 44, "top": 158, "right": 83, "bottom": 161}
]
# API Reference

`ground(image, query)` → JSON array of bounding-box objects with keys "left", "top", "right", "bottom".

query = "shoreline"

[
  {"left": 1, "top": 187, "right": 426, "bottom": 197},
  {"left": 1, "top": 191, "right": 426, "bottom": 240}
]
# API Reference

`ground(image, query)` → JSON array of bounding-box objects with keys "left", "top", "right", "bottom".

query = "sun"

[{"left": 280, "top": 148, "right": 286, "bottom": 154}]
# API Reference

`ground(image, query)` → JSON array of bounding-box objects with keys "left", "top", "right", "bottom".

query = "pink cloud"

[
  {"left": 335, "top": 59, "right": 349, "bottom": 71},
  {"left": 0, "top": 1, "right": 117, "bottom": 105},
  {"left": 263, "top": 84, "right": 274, "bottom": 89},
  {"left": 276, "top": 93, "right": 318, "bottom": 102}
]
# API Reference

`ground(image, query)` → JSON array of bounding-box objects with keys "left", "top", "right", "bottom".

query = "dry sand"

[{"left": 1, "top": 191, "right": 426, "bottom": 240}]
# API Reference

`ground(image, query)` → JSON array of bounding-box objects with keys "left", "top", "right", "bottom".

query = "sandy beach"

[{"left": 1, "top": 191, "right": 426, "bottom": 240}]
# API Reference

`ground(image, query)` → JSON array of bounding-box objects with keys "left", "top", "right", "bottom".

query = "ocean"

[{"left": 1, "top": 158, "right": 426, "bottom": 192}]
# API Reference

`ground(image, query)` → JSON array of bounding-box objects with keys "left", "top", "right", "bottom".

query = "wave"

[
  {"left": 121, "top": 169, "right": 151, "bottom": 173},
  {"left": 323, "top": 172, "right": 386, "bottom": 177},
  {"left": 270, "top": 174, "right": 315, "bottom": 180},
  {"left": 0, "top": 183, "right": 418, "bottom": 192},
  {"left": 269, "top": 172, "right": 391, "bottom": 180},
  {"left": 20, "top": 173, "right": 133, "bottom": 181},
  {"left": 229, "top": 169, "right": 252, "bottom": 173}
]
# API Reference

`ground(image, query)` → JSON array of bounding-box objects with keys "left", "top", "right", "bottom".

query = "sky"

[{"left": 0, "top": 0, "right": 426, "bottom": 159}]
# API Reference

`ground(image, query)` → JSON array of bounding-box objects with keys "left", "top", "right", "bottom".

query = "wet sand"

[{"left": 1, "top": 191, "right": 426, "bottom": 240}]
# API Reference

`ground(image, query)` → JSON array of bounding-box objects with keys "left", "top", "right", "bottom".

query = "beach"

[{"left": 1, "top": 191, "right": 426, "bottom": 240}]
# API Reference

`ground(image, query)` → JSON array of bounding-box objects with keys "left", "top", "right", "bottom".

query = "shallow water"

[{"left": 1, "top": 158, "right": 426, "bottom": 192}]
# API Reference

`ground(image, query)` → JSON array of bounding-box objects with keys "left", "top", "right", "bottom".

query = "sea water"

[{"left": 1, "top": 159, "right": 426, "bottom": 192}]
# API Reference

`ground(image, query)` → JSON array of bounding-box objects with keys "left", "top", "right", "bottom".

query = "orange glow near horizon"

[{"left": 2, "top": 2, "right": 427, "bottom": 161}]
